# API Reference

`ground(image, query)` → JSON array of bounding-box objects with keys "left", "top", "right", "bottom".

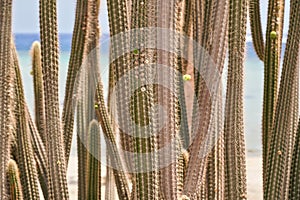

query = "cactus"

[
  {"left": 12, "top": 42, "right": 40, "bottom": 200},
  {"left": 7, "top": 159, "right": 23, "bottom": 200},
  {"left": 289, "top": 119, "right": 300, "bottom": 199},
  {"left": 262, "top": 0, "right": 285, "bottom": 183},
  {"left": 26, "top": 106, "right": 48, "bottom": 199},
  {"left": 264, "top": 0, "right": 300, "bottom": 199},
  {"left": 0, "top": 0, "right": 14, "bottom": 198},
  {"left": 30, "top": 41, "right": 46, "bottom": 147},
  {"left": 223, "top": 0, "right": 248, "bottom": 199},
  {"left": 86, "top": 120, "right": 101, "bottom": 200},
  {"left": 39, "top": 0, "right": 69, "bottom": 198},
  {"left": 62, "top": 0, "right": 89, "bottom": 162},
  {"left": 249, "top": 0, "right": 265, "bottom": 60}
]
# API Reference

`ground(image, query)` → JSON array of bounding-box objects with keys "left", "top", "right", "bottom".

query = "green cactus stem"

[
  {"left": 264, "top": 1, "right": 300, "bottom": 199},
  {"left": 262, "top": 0, "right": 285, "bottom": 184},
  {"left": 86, "top": 120, "right": 101, "bottom": 200},
  {"left": 7, "top": 160, "right": 23, "bottom": 200}
]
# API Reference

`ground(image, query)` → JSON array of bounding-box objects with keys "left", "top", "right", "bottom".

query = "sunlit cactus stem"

[
  {"left": 39, "top": 0, "right": 69, "bottom": 198},
  {"left": 0, "top": 0, "right": 14, "bottom": 198},
  {"left": 30, "top": 41, "right": 46, "bottom": 147}
]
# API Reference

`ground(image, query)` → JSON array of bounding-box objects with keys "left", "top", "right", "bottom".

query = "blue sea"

[{"left": 15, "top": 33, "right": 268, "bottom": 151}]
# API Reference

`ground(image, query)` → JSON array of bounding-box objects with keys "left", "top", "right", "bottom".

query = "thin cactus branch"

[
  {"left": 0, "top": 0, "right": 14, "bottom": 198},
  {"left": 249, "top": 0, "right": 265, "bottom": 61},
  {"left": 30, "top": 41, "right": 46, "bottom": 148},
  {"left": 86, "top": 120, "right": 101, "bottom": 200},
  {"left": 224, "top": 0, "right": 248, "bottom": 199},
  {"left": 7, "top": 159, "right": 23, "bottom": 200},
  {"left": 39, "top": 0, "right": 69, "bottom": 198},
  {"left": 12, "top": 42, "right": 40, "bottom": 200},
  {"left": 26, "top": 106, "right": 48, "bottom": 199},
  {"left": 262, "top": 0, "right": 285, "bottom": 183},
  {"left": 95, "top": 80, "right": 130, "bottom": 199},
  {"left": 264, "top": 0, "right": 300, "bottom": 198},
  {"left": 289, "top": 118, "right": 300, "bottom": 199},
  {"left": 183, "top": 0, "right": 228, "bottom": 197},
  {"left": 62, "top": 0, "right": 89, "bottom": 162}
]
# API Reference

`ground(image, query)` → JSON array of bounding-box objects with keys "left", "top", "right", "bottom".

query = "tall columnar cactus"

[
  {"left": 0, "top": 0, "right": 13, "bottom": 198},
  {"left": 289, "top": 117, "right": 300, "bottom": 199},
  {"left": 62, "top": 0, "right": 89, "bottom": 162},
  {"left": 223, "top": 0, "right": 248, "bottom": 199},
  {"left": 12, "top": 42, "right": 40, "bottom": 200},
  {"left": 86, "top": 120, "right": 101, "bottom": 200},
  {"left": 39, "top": 0, "right": 69, "bottom": 198},
  {"left": 265, "top": 0, "right": 300, "bottom": 199},
  {"left": 262, "top": 0, "right": 285, "bottom": 183},
  {"left": 7, "top": 159, "right": 23, "bottom": 200},
  {"left": 30, "top": 41, "right": 46, "bottom": 147},
  {"left": 183, "top": 0, "right": 228, "bottom": 198}
]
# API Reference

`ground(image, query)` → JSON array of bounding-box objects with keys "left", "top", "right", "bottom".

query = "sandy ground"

[{"left": 57, "top": 150, "right": 262, "bottom": 200}]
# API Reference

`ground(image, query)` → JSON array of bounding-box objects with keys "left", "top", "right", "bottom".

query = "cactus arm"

[
  {"left": 62, "top": 0, "right": 89, "bottom": 162},
  {"left": 86, "top": 120, "right": 101, "bottom": 200},
  {"left": 249, "top": 0, "right": 265, "bottom": 60},
  {"left": 39, "top": 0, "right": 69, "bottom": 198},
  {"left": 12, "top": 42, "right": 40, "bottom": 200},
  {"left": 94, "top": 80, "right": 130, "bottom": 199},
  {"left": 262, "top": 0, "right": 285, "bottom": 181},
  {"left": 7, "top": 160, "right": 23, "bottom": 200},
  {"left": 223, "top": 0, "right": 248, "bottom": 199},
  {"left": 0, "top": 0, "right": 13, "bottom": 198},
  {"left": 264, "top": 1, "right": 300, "bottom": 199},
  {"left": 26, "top": 106, "right": 48, "bottom": 199},
  {"left": 289, "top": 118, "right": 300, "bottom": 199},
  {"left": 30, "top": 41, "right": 47, "bottom": 148},
  {"left": 183, "top": 0, "right": 228, "bottom": 197}
]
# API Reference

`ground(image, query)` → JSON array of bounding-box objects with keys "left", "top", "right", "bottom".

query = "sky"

[{"left": 12, "top": 0, "right": 290, "bottom": 37}]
